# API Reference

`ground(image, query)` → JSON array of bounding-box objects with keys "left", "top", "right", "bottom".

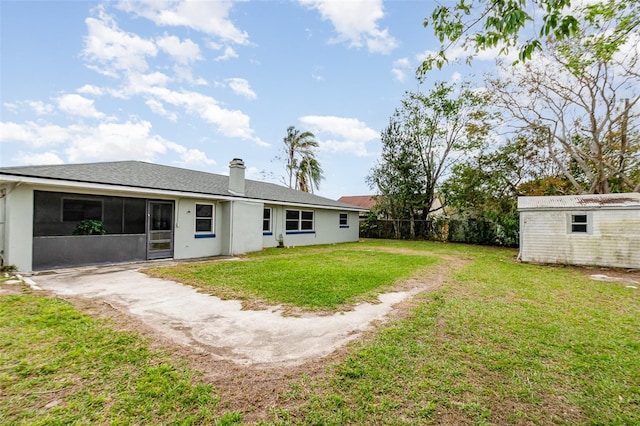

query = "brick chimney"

[{"left": 228, "top": 158, "right": 245, "bottom": 195}]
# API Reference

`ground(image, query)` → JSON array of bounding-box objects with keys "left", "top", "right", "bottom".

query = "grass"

[
  {"left": 270, "top": 241, "right": 640, "bottom": 425},
  {"left": 2, "top": 240, "right": 639, "bottom": 425},
  {"left": 146, "top": 246, "right": 438, "bottom": 310},
  {"left": 0, "top": 293, "right": 233, "bottom": 425}
]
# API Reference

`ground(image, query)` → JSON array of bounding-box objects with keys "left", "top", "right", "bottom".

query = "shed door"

[{"left": 147, "top": 201, "right": 174, "bottom": 260}]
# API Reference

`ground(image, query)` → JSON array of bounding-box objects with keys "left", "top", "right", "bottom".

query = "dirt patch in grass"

[{"left": 579, "top": 265, "right": 640, "bottom": 283}]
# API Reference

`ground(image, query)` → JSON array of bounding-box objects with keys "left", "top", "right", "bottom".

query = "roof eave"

[{"left": 0, "top": 174, "right": 366, "bottom": 211}]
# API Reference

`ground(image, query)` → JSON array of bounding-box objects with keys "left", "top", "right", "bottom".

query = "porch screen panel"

[{"left": 123, "top": 198, "right": 146, "bottom": 233}]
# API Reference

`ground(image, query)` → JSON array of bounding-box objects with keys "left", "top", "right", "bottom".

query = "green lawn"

[
  {"left": 146, "top": 246, "right": 438, "bottom": 310},
  {"left": 2, "top": 240, "right": 638, "bottom": 425},
  {"left": 0, "top": 294, "right": 227, "bottom": 425},
  {"left": 272, "top": 242, "right": 640, "bottom": 425}
]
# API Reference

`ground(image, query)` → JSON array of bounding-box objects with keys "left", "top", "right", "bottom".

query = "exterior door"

[{"left": 147, "top": 201, "right": 174, "bottom": 260}]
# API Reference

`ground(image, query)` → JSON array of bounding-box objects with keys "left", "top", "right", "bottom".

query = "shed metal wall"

[{"left": 520, "top": 208, "right": 640, "bottom": 268}]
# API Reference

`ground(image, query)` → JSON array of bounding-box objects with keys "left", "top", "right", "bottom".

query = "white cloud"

[
  {"left": 311, "top": 65, "right": 325, "bottom": 81},
  {"left": 2, "top": 119, "right": 216, "bottom": 166},
  {"left": 416, "top": 40, "right": 519, "bottom": 66},
  {"left": 299, "top": 115, "right": 378, "bottom": 156},
  {"left": 142, "top": 86, "right": 267, "bottom": 145},
  {"left": 126, "top": 71, "right": 172, "bottom": 93},
  {"left": 300, "top": 0, "right": 397, "bottom": 54},
  {"left": 365, "top": 28, "right": 397, "bottom": 54},
  {"left": 145, "top": 98, "right": 178, "bottom": 121},
  {"left": 77, "top": 84, "right": 105, "bottom": 96},
  {"left": 57, "top": 94, "right": 106, "bottom": 119},
  {"left": 612, "top": 30, "right": 639, "bottom": 68},
  {"left": 2, "top": 100, "right": 54, "bottom": 115},
  {"left": 0, "top": 121, "right": 70, "bottom": 147},
  {"left": 226, "top": 78, "right": 257, "bottom": 100},
  {"left": 64, "top": 120, "right": 174, "bottom": 162},
  {"left": 156, "top": 33, "right": 202, "bottom": 64},
  {"left": 215, "top": 46, "right": 239, "bottom": 61},
  {"left": 164, "top": 141, "right": 216, "bottom": 166},
  {"left": 3, "top": 102, "right": 19, "bottom": 113},
  {"left": 13, "top": 151, "right": 64, "bottom": 165},
  {"left": 83, "top": 7, "right": 158, "bottom": 75},
  {"left": 98, "top": 71, "right": 264, "bottom": 146},
  {"left": 117, "top": 0, "right": 249, "bottom": 44},
  {"left": 391, "top": 57, "right": 411, "bottom": 82},
  {"left": 28, "top": 100, "right": 54, "bottom": 115}
]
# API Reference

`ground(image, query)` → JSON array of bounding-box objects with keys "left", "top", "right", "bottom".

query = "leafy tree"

[
  {"left": 420, "top": 0, "right": 639, "bottom": 74},
  {"left": 442, "top": 131, "right": 571, "bottom": 245},
  {"left": 280, "top": 126, "right": 323, "bottom": 193},
  {"left": 488, "top": 27, "right": 640, "bottom": 193},
  {"left": 368, "top": 81, "right": 494, "bottom": 238}
]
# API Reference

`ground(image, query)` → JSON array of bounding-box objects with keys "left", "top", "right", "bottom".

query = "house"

[
  {"left": 337, "top": 194, "right": 446, "bottom": 220},
  {"left": 337, "top": 195, "right": 377, "bottom": 220},
  {"left": 518, "top": 193, "right": 640, "bottom": 269},
  {"left": 0, "top": 159, "right": 366, "bottom": 272}
]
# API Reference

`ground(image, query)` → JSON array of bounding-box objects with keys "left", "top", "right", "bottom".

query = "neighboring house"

[
  {"left": 337, "top": 195, "right": 376, "bottom": 220},
  {"left": 0, "top": 159, "right": 365, "bottom": 272},
  {"left": 518, "top": 193, "right": 640, "bottom": 269},
  {"left": 337, "top": 194, "right": 445, "bottom": 220}
]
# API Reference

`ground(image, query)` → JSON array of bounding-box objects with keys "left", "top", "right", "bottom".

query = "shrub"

[{"left": 73, "top": 219, "right": 106, "bottom": 235}]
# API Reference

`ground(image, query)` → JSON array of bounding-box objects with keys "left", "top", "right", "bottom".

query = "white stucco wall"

[
  {"left": 173, "top": 199, "right": 222, "bottom": 260},
  {"left": 230, "top": 201, "right": 263, "bottom": 255},
  {"left": 520, "top": 208, "right": 640, "bottom": 268},
  {"left": 0, "top": 179, "right": 363, "bottom": 269},
  {"left": 264, "top": 207, "right": 359, "bottom": 248},
  {"left": 2, "top": 184, "right": 34, "bottom": 272}
]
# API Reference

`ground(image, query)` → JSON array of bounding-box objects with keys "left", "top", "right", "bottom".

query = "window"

[
  {"left": 195, "top": 204, "right": 213, "bottom": 234},
  {"left": 62, "top": 198, "right": 102, "bottom": 222},
  {"left": 339, "top": 212, "right": 348, "bottom": 228},
  {"left": 286, "top": 209, "right": 314, "bottom": 233},
  {"left": 263, "top": 208, "right": 272, "bottom": 234},
  {"left": 570, "top": 214, "right": 588, "bottom": 233}
]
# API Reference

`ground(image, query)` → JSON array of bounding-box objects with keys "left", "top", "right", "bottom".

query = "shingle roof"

[
  {"left": 518, "top": 193, "right": 640, "bottom": 210},
  {"left": 337, "top": 195, "right": 377, "bottom": 209},
  {"left": 0, "top": 161, "right": 365, "bottom": 211}
]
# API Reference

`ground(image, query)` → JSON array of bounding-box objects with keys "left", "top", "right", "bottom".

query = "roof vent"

[{"left": 228, "top": 158, "right": 245, "bottom": 195}]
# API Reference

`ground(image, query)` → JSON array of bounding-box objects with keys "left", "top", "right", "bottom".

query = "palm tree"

[
  {"left": 282, "top": 126, "right": 323, "bottom": 192},
  {"left": 296, "top": 155, "right": 323, "bottom": 194}
]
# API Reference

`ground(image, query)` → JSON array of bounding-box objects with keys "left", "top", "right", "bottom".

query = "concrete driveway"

[{"left": 28, "top": 261, "right": 425, "bottom": 367}]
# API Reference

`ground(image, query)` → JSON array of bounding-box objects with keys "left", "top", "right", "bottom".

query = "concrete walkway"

[{"left": 29, "top": 262, "right": 424, "bottom": 367}]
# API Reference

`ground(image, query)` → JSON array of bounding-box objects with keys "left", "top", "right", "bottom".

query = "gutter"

[{"left": 0, "top": 174, "right": 365, "bottom": 213}]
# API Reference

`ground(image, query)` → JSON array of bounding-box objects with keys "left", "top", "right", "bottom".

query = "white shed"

[{"left": 518, "top": 193, "right": 640, "bottom": 269}]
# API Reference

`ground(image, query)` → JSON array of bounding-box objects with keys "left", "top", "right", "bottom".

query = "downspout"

[
  {"left": 0, "top": 187, "right": 6, "bottom": 266},
  {"left": 175, "top": 198, "right": 181, "bottom": 228},
  {"left": 229, "top": 200, "right": 234, "bottom": 256}
]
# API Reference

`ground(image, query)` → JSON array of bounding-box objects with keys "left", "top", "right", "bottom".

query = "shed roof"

[
  {"left": 518, "top": 193, "right": 640, "bottom": 210},
  {"left": 0, "top": 161, "right": 365, "bottom": 211}
]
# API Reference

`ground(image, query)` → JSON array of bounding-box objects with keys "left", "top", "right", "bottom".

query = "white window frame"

[
  {"left": 263, "top": 207, "right": 272, "bottom": 234},
  {"left": 195, "top": 203, "right": 214, "bottom": 235},
  {"left": 568, "top": 212, "right": 590, "bottom": 234},
  {"left": 285, "top": 209, "right": 315, "bottom": 233}
]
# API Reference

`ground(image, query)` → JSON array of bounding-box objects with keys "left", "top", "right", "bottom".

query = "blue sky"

[{"left": 1, "top": 0, "right": 495, "bottom": 199}]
